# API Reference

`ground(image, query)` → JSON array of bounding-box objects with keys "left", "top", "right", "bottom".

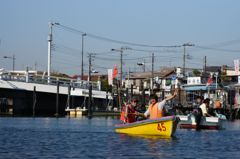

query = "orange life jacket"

[
  {"left": 214, "top": 100, "right": 221, "bottom": 109},
  {"left": 120, "top": 109, "right": 126, "bottom": 123},
  {"left": 120, "top": 105, "right": 136, "bottom": 123},
  {"left": 148, "top": 102, "right": 164, "bottom": 119}
]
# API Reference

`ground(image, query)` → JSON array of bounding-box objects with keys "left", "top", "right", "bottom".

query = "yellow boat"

[{"left": 115, "top": 116, "right": 178, "bottom": 137}]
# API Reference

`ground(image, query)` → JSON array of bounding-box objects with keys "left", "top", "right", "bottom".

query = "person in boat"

[
  {"left": 191, "top": 96, "right": 204, "bottom": 128},
  {"left": 192, "top": 96, "right": 204, "bottom": 115},
  {"left": 194, "top": 96, "right": 203, "bottom": 108},
  {"left": 200, "top": 98, "right": 212, "bottom": 117},
  {"left": 120, "top": 98, "right": 139, "bottom": 123},
  {"left": 144, "top": 90, "right": 177, "bottom": 119}
]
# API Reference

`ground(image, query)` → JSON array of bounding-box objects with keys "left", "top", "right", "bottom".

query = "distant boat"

[
  {"left": 65, "top": 106, "right": 87, "bottom": 117},
  {"left": 115, "top": 116, "right": 178, "bottom": 137},
  {"left": 178, "top": 115, "right": 223, "bottom": 130}
]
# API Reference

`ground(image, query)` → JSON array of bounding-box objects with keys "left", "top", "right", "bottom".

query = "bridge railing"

[{"left": 0, "top": 73, "right": 100, "bottom": 91}]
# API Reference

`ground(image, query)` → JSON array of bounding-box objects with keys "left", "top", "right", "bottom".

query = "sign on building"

[{"left": 187, "top": 77, "right": 201, "bottom": 85}]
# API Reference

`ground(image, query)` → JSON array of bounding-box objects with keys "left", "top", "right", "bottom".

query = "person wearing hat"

[
  {"left": 144, "top": 90, "right": 177, "bottom": 119},
  {"left": 120, "top": 98, "right": 139, "bottom": 123}
]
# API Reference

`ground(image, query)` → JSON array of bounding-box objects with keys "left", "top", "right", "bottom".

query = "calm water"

[{"left": 0, "top": 117, "right": 240, "bottom": 159}]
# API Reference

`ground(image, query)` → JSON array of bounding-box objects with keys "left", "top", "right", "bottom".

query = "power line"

[
  {"left": 55, "top": 23, "right": 240, "bottom": 53},
  {"left": 55, "top": 23, "right": 181, "bottom": 48},
  {"left": 52, "top": 59, "right": 80, "bottom": 67},
  {"left": 94, "top": 56, "right": 119, "bottom": 61},
  {"left": 201, "top": 39, "right": 240, "bottom": 47},
  {"left": 194, "top": 45, "right": 240, "bottom": 53},
  {"left": 92, "top": 51, "right": 116, "bottom": 55},
  {"left": 53, "top": 49, "right": 81, "bottom": 60},
  {"left": 54, "top": 43, "right": 82, "bottom": 54},
  {"left": 127, "top": 47, "right": 181, "bottom": 53},
  {"left": 93, "top": 64, "right": 112, "bottom": 70}
]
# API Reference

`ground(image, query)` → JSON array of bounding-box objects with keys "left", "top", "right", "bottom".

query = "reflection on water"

[
  {"left": 120, "top": 133, "right": 173, "bottom": 141},
  {"left": 0, "top": 117, "right": 240, "bottom": 159},
  {"left": 222, "top": 120, "right": 240, "bottom": 130}
]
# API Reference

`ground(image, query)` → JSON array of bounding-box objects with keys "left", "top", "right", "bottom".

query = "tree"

[
  {"left": 192, "top": 69, "right": 201, "bottom": 76},
  {"left": 101, "top": 78, "right": 111, "bottom": 92}
]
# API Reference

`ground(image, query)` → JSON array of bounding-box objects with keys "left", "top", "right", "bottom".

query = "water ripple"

[{"left": 0, "top": 117, "right": 240, "bottom": 159}]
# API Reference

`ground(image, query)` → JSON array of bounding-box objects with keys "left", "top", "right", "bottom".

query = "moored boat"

[
  {"left": 115, "top": 116, "right": 178, "bottom": 137},
  {"left": 178, "top": 115, "right": 223, "bottom": 130}
]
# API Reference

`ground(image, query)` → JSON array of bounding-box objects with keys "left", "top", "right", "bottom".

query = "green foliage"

[
  {"left": 192, "top": 69, "right": 201, "bottom": 76},
  {"left": 101, "top": 78, "right": 111, "bottom": 92}
]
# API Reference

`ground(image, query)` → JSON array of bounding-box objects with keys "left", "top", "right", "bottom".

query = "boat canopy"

[{"left": 183, "top": 83, "right": 220, "bottom": 91}]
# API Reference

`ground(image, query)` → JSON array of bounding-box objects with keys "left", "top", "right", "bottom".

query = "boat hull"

[
  {"left": 115, "top": 116, "right": 178, "bottom": 137},
  {"left": 178, "top": 115, "right": 222, "bottom": 130}
]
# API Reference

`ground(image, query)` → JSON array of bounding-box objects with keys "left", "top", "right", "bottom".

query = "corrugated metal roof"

[{"left": 129, "top": 67, "right": 175, "bottom": 79}]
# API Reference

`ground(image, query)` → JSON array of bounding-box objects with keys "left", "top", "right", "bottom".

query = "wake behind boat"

[{"left": 115, "top": 116, "right": 179, "bottom": 137}]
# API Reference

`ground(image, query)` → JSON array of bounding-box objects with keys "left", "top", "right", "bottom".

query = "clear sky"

[{"left": 1, "top": 0, "right": 240, "bottom": 76}]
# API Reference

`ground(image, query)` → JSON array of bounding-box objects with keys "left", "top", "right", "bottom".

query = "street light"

[
  {"left": 182, "top": 43, "right": 194, "bottom": 78},
  {"left": 137, "top": 59, "right": 145, "bottom": 72},
  {"left": 4, "top": 55, "right": 15, "bottom": 71},
  {"left": 91, "top": 69, "right": 98, "bottom": 73},
  {"left": 81, "top": 33, "right": 87, "bottom": 80}
]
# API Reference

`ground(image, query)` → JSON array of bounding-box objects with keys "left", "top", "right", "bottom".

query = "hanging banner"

[
  {"left": 112, "top": 64, "right": 118, "bottom": 79},
  {"left": 207, "top": 77, "right": 213, "bottom": 86},
  {"left": 108, "top": 69, "right": 113, "bottom": 85},
  {"left": 234, "top": 59, "right": 239, "bottom": 75}
]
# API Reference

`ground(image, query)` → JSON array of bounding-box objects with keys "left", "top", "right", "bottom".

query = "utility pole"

[
  {"left": 151, "top": 53, "right": 154, "bottom": 93},
  {"left": 120, "top": 49, "right": 123, "bottom": 88},
  {"left": 111, "top": 47, "right": 129, "bottom": 110},
  {"left": 12, "top": 55, "right": 15, "bottom": 71},
  {"left": 204, "top": 56, "right": 207, "bottom": 74},
  {"left": 34, "top": 62, "right": 37, "bottom": 71},
  {"left": 183, "top": 45, "right": 186, "bottom": 77},
  {"left": 119, "top": 48, "right": 123, "bottom": 110},
  {"left": 143, "top": 59, "right": 145, "bottom": 72},
  {"left": 182, "top": 43, "right": 194, "bottom": 78},
  {"left": 47, "top": 22, "right": 60, "bottom": 84},
  {"left": 55, "top": 80, "right": 59, "bottom": 117},
  {"left": 47, "top": 22, "right": 53, "bottom": 84},
  {"left": 81, "top": 33, "right": 87, "bottom": 80},
  {"left": 111, "top": 47, "right": 129, "bottom": 89},
  {"left": 127, "top": 67, "right": 130, "bottom": 89},
  {"left": 88, "top": 53, "right": 93, "bottom": 118},
  {"left": 215, "top": 72, "right": 218, "bottom": 89}
]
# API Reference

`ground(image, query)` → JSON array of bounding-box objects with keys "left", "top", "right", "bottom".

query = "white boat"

[
  {"left": 177, "top": 114, "right": 223, "bottom": 130},
  {"left": 65, "top": 106, "right": 87, "bottom": 117}
]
